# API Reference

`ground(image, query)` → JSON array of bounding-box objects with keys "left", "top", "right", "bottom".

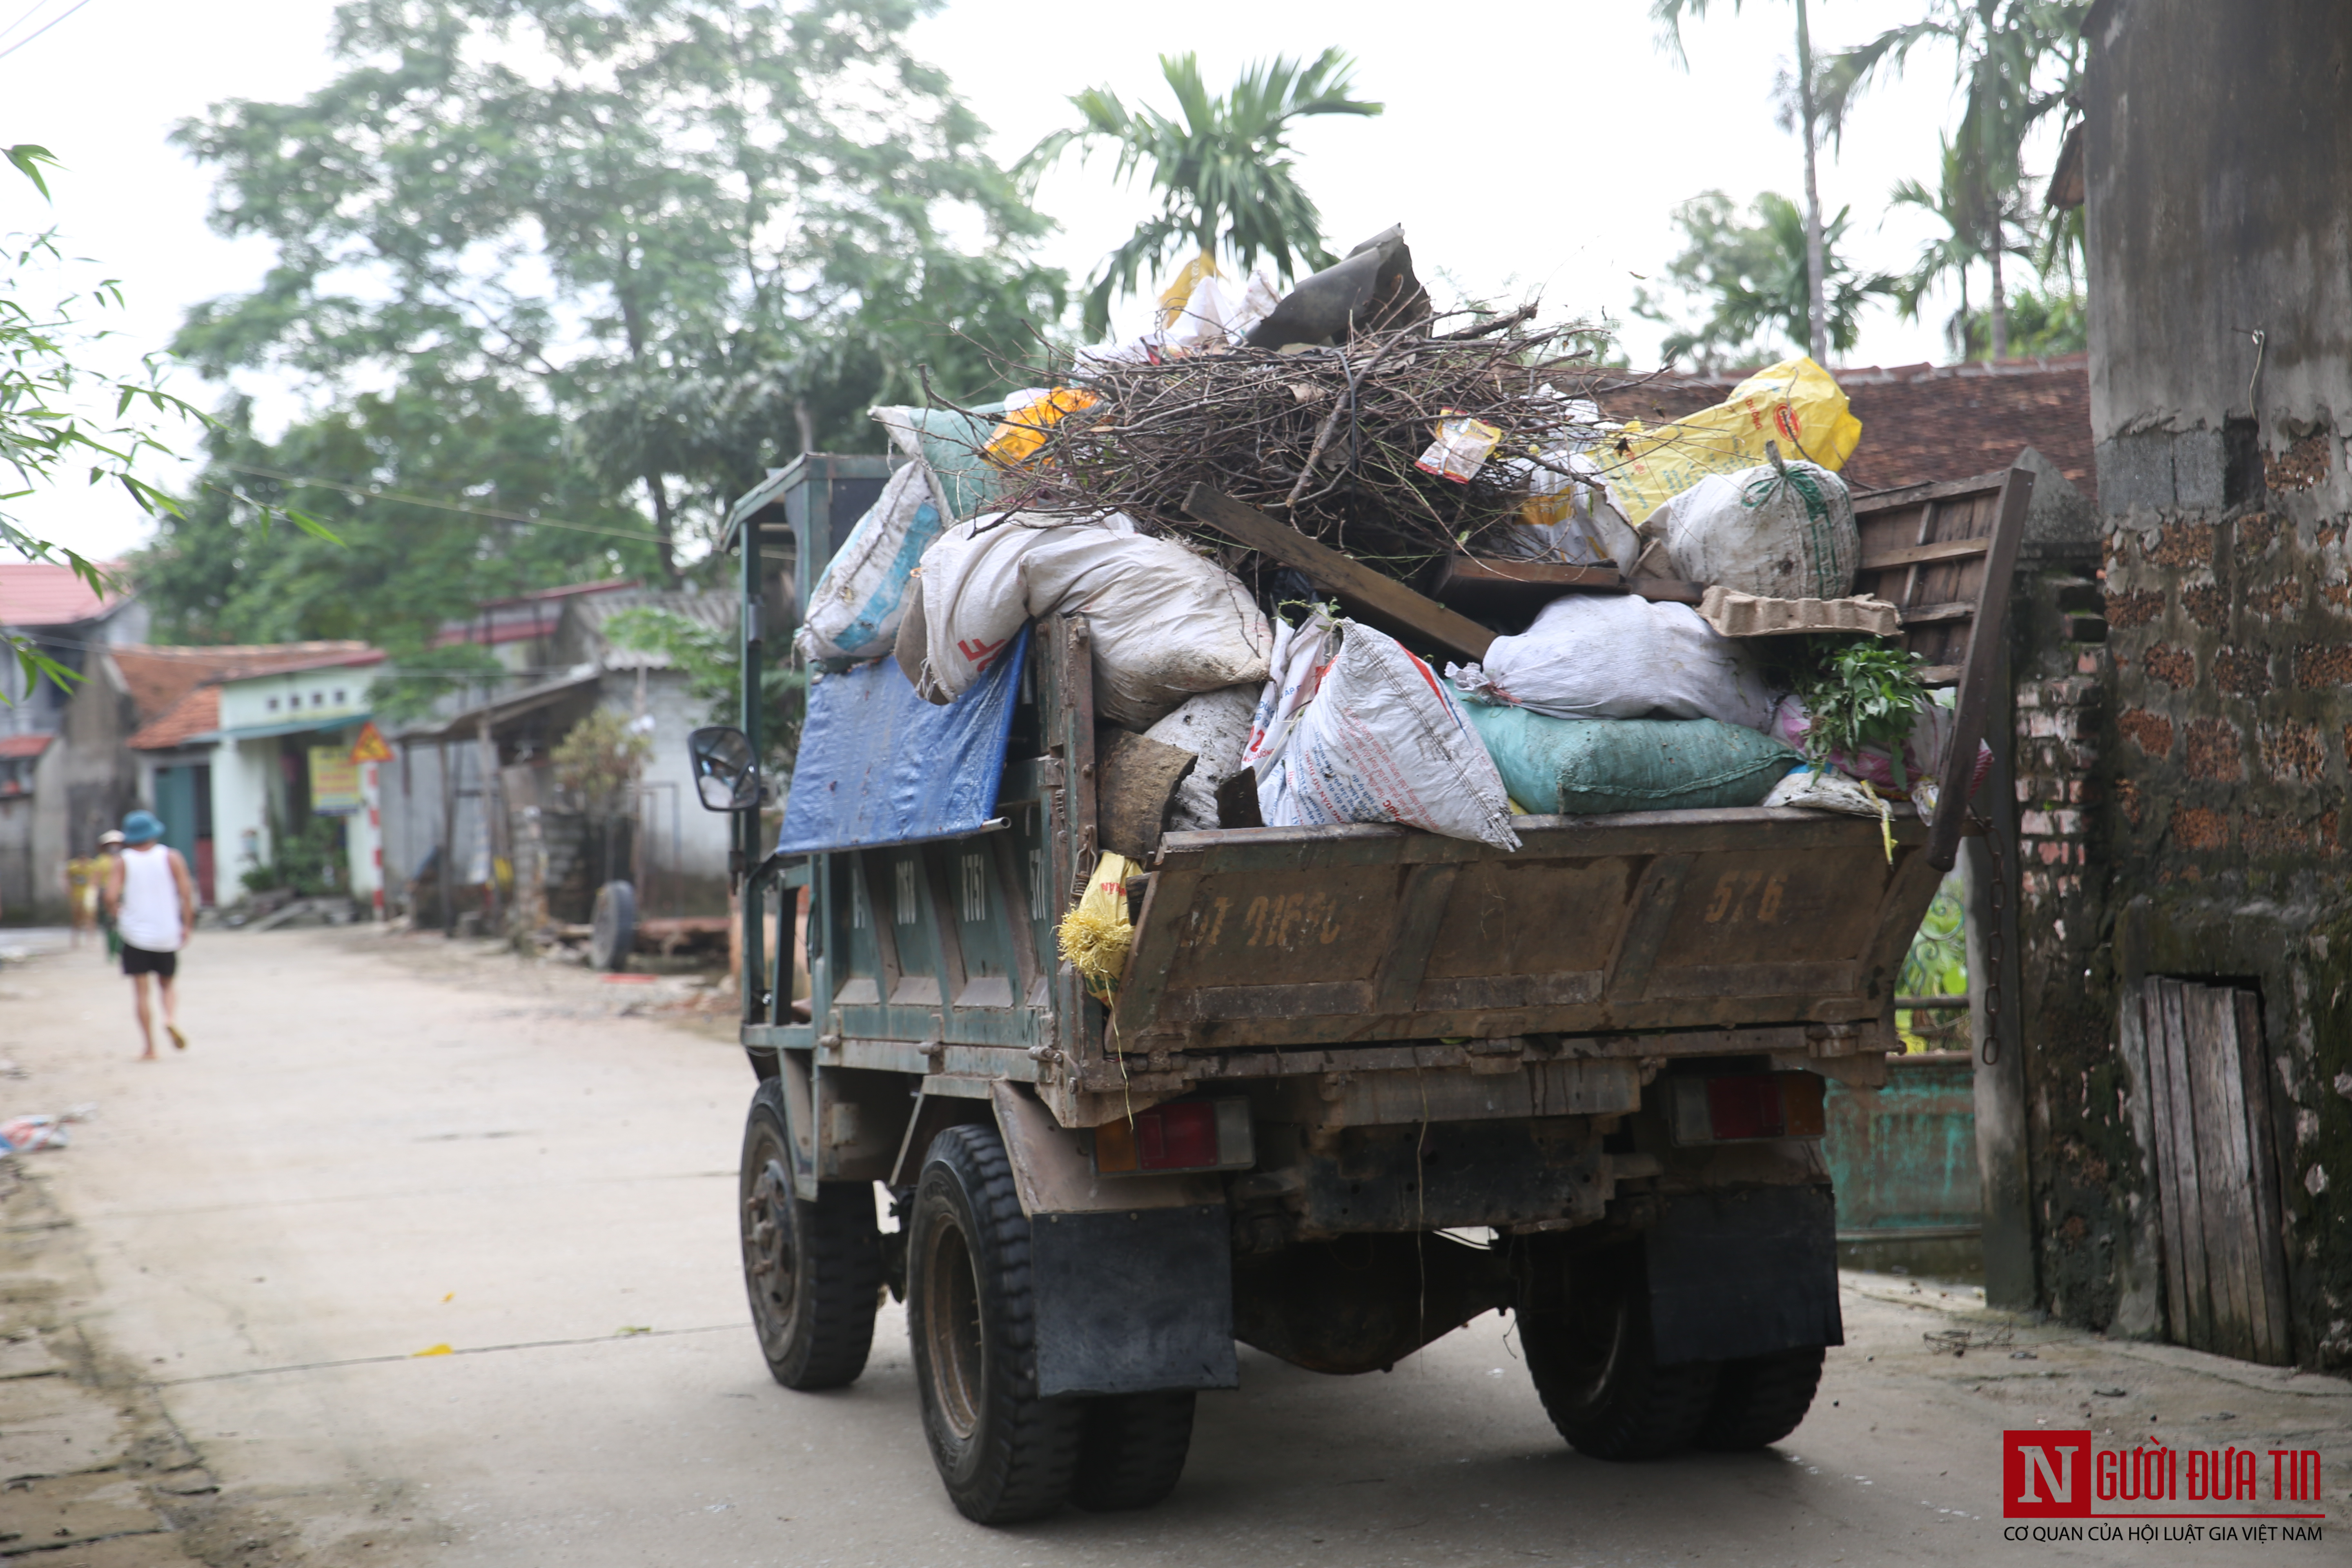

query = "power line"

[
  {"left": 0, "top": 0, "right": 93, "bottom": 61},
  {"left": 212, "top": 461, "right": 668, "bottom": 548}
]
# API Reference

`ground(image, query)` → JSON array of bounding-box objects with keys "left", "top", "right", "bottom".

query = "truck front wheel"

[
  {"left": 740, "top": 1080, "right": 880, "bottom": 1390},
  {"left": 908, "top": 1123, "right": 1084, "bottom": 1524},
  {"left": 1521, "top": 1241, "right": 1718, "bottom": 1461}
]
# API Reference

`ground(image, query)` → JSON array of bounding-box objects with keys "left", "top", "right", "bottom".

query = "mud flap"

[
  {"left": 1029, "top": 1205, "right": 1240, "bottom": 1398},
  {"left": 1646, "top": 1185, "right": 1842, "bottom": 1366}
]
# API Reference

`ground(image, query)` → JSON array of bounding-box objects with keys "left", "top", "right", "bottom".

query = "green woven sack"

[
  {"left": 1456, "top": 696, "right": 1797, "bottom": 816},
  {"left": 873, "top": 404, "right": 1004, "bottom": 522}
]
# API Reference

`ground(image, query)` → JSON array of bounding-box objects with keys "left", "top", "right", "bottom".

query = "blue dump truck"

[{"left": 686, "top": 452, "right": 2029, "bottom": 1523}]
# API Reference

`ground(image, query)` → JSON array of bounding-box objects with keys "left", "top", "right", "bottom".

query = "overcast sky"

[{"left": 3, "top": 0, "right": 2046, "bottom": 564}]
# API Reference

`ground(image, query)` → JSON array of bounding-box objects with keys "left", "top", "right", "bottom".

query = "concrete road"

[{"left": 0, "top": 927, "right": 2345, "bottom": 1567}]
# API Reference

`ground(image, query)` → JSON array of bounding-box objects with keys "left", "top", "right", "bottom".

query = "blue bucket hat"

[{"left": 122, "top": 809, "right": 165, "bottom": 845}]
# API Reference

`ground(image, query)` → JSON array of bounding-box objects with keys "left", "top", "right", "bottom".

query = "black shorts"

[{"left": 121, "top": 944, "right": 178, "bottom": 980}]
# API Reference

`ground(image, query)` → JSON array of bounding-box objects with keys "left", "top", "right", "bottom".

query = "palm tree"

[
  {"left": 1819, "top": 1, "right": 2088, "bottom": 359},
  {"left": 1638, "top": 191, "right": 1893, "bottom": 370},
  {"left": 1022, "top": 50, "right": 1381, "bottom": 339},
  {"left": 1651, "top": 0, "right": 1833, "bottom": 363},
  {"left": 1887, "top": 136, "right": 2038, "bottom": 359}
]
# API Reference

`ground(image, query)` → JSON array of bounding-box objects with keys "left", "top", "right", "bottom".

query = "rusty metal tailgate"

[{"left": 1113, "top": 809, "right": 1942, "bottom": 1051}]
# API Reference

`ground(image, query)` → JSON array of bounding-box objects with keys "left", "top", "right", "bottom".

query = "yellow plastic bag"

[
  {"left": 982, "top": 387, "right": 1099, "bottom": 469},
  {"left": 1056, "top": 851, "right": 1137, "bottom": 1000},
  {"left": 1597, "top": 356, "right": 1863, "bottom": 526},
  {"left": 1155, "top": 251, "right": 1221, "bottom": 330}
]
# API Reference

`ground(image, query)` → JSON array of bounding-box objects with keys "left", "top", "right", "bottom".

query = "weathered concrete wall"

[{"left": 2077, "top": 0, "right": 2352, "bottom": 1367}]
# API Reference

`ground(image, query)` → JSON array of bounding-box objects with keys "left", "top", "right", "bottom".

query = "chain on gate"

[{"left": 1972, "top": 806, "right": 2005, "bottom": 1065}]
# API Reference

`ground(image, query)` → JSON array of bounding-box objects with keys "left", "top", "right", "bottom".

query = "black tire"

[
  {"left": 1071, "top": 1392, "right": 1196, "bottom": 1511},
  {"left": 590, "top": 880, "right": 637, "bottom": 972},
  {"left": 1698, "top": 1346, "right": 1825, "bottom": 1450},
  {"left": 907, "top": 1123, "right": 1084, "bottom": 1524},
  {"left": 1521, "top": 1241, "right": 1718, "bottom": 1461},
  {"left": 739, "top": 1080, "right": 880, "bottom": 1390}
]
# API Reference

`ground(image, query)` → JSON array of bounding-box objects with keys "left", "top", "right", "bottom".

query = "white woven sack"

[
  {"left": 1649, "top": 460, "right": 1859, "bottom": 600},
  {"left": 1446, "top": 592, "right": 1777, "bottom": 733},
  {"left": 913, "top": 512, "right": 1273, "bottom": 729},
  {"left": 1273, "top": 621, "right": 1520, "bottom": 851},
  {"left": 795, "top": 462, "right": 943, "bottom": 665}
]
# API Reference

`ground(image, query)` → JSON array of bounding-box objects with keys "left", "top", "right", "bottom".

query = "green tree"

[
  {"left": 1023, "top": 49, "right": 1381, "bottom": 339},
  {"left": 1951, "top": 284, "right": 2083, "bottom": 359},
  {"left": 136, "top": 381, "right": 666, "bottom": 715},
  {"left": 1819, "top": 1, "right": 2088, "bottom": 359},
  {"left": 1635, "top": 191, "right": 1895, "bottom": 371},
  {"left": 1651, "top": 0, "right": 1835, "bottom": 362},
  {"left": 2, "top": 146, "right": 214, "bottom": 693},
  {"left": 1887, "top": 135, "right": 2038, "bottom": 359},
  {"left": 168, "top": 0, "right": 1065, "bottom": 593}
]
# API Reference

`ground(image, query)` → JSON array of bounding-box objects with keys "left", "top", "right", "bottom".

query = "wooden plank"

[
  {"left": 1860, "top": 537, "right": 1991, "bottom": 572},
  {"left": 1925, "top": 463, "right": 2035, "bottom": 871},
  {"left": 2186, "top": 982, "right": 2259, "bottom": 1361},
  {"left": 1853, "top": 472, "right": 2015, "bottom": 512},
  {"left": 1109, "top": 868, "right": 1203, "bottom": 1042},
  {"left": 2154, "top": 980, "right": 2213, "bottom": 1350},
  {"left": 1432, "top": 556, "right": 1621, "bottom": 597},
  {"left": 2137, "top": 984, "right": 2194, "bottom": 1347},
  {"left": 1897, "top": 601, "right": 1978, "bottom": 626},
  {"left": 1605, "top": 855, "right": 1693, "bottom": 1002},
  {"left": 1625, "top": 578, "right": 1707, "bottom": 605},
  {"left": 2232, "top": 990, "right": 2295, "bottom": 1365},
  {"left": 1370, "top": 863, "right": 1460, "bottom": 1012},
  {"left": 1183, "top": 484, "right": 1497, "bottom": 661}
]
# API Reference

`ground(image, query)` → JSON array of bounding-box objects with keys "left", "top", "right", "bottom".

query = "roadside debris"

[{"left": 0, "top": 1105, "right": 96, "bottom": 1153}]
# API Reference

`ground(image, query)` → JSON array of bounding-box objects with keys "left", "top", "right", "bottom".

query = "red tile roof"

[
  {"left": 129, "top": 689, "right": 219, "bottom": 753},
  {"left": 432, "top": 579, "right": 639, "bottom": 648},
  {"left": 1599, "top": 355, "right": 2095, "bottom": 502},
  {"left": 0, "top": 733, "right": 56, "bottom": 760},
  {"left": 0, "top": 562, "right": 127, "bottom": 627},
  {"left": 114, "top": 641, "right": 382, "bottom": 751},
  {"left": 111, "top": 642, "right": 376, "bottom": 724}
]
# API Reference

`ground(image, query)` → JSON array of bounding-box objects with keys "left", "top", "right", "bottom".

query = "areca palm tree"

[
  {"left": 1819, "top": 1, "right": 2088, "bottom": 357},
  {"left": 1022, "top": 50, "right": 1381, "bottom": 339},
  {"left": 1888, "top": 137, "right": 2036, "bottom": 359},
  {"left": 1651, "top": 0, "right": 1834, "bottom": 363}
]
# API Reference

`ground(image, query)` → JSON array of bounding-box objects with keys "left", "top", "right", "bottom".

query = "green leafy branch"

[{"left": 1791, "top": 640, "right": 1929, "bottom": 786}]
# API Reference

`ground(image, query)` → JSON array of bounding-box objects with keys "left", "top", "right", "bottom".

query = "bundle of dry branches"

[{"left": 931, "top": 309, "right": 1651, "bottom": 588}]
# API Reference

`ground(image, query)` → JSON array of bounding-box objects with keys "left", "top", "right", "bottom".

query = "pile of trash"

[{"left": 794, "top": 223, "right": 1985, "bottom": 864}]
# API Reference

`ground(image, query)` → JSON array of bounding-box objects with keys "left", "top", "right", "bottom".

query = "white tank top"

[{"left": 118, "top": 844, "right": 184, "bottom": 953}]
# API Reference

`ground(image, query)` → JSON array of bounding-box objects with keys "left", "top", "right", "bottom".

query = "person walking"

[
  {"left": 94, "top": 830, "right": 125, "bottom": 960},
  {"left": 102, "top": 811, "right": 195, "bottom": 1060}
]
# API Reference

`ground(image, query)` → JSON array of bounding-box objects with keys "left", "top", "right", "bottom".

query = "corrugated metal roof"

[
  {"left": 570, "top": 589, "right": 737, "bottom": 670},
  {"left": 0, "top": 732, "right": 56, "bottom": 760}
]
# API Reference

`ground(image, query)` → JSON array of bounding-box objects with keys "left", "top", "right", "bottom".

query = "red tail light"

[
  {"left": 1092, "top": 1098, "right": 1255, "bottom": 1174},
  {"left": 1666, "top": 1072, "right": 1826, "bottom": 1145}
]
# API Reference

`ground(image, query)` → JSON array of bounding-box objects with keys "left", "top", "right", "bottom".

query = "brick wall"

[{"left": 2097, "top": 461, "right": 2352, "bottom": 1366}]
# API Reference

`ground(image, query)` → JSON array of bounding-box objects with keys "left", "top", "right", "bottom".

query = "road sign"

[{"left": 350, "top": 721, "right": 394, "bottom": 764}]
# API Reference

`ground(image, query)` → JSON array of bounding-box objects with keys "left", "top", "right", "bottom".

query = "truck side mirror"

[{"left": 688, "top": 726, "right": 760, "bottom": 812}]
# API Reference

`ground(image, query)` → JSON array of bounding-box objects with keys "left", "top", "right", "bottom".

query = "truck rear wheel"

[
  {"left": 1521, "top": 1241, "right": 1718, "bottom": 1461},
  {"left": 908, "top": 1123, "right": 1083, "bottom": 1524},
  {"left": 1698, "top": 1346, "right": 1824, "bottom": 1450},
  {"left": 1071, "top": 1392, "right": 1195, "bottom": 1511},
  {"left": 740, "top": 1080, "right": 880, "bottom": 1390}
]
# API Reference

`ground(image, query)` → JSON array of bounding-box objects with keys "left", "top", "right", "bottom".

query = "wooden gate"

[{"left": 2132, "top": 980, "right": 2293, "bottom": 1364}]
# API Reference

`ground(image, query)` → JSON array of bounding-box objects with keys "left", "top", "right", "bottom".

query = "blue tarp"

[{"left": 774, "top": 630, "right": 1027, "bottom": 856}]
